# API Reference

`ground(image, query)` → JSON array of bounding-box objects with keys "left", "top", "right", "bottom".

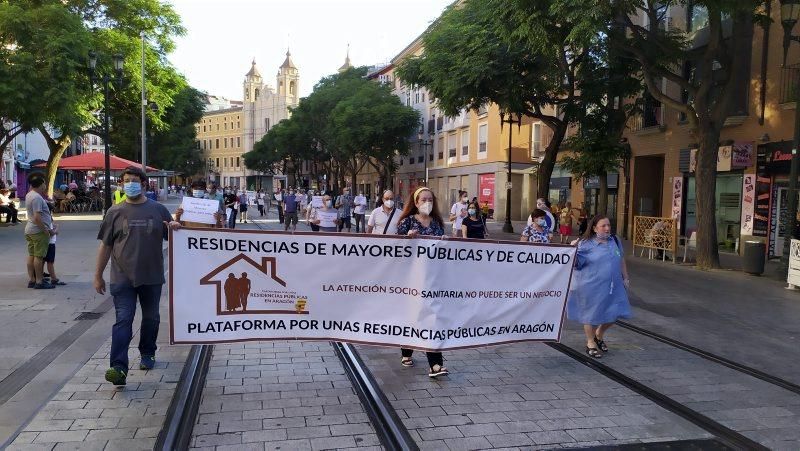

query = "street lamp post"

[
  {"left": 417, "top": 131, "right": 431, "bottom": 185},
  {"left": 780, "top": 0, "right": 800, "bottom": 273},
  {"left": 88, "top": 51, "right": 124, "bottom": 214},
  {"left": 500, "top": 111, "right": 521, "bottom": 234}
]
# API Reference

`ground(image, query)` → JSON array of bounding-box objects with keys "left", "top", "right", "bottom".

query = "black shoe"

[
  {"left": 34, "top": 282, "right": 56, "bottom": 289},
  {"left": 27, "top": 281, "right": 36, "bottom": 288}
]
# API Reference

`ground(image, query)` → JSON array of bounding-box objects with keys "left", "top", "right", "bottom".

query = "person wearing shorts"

[{"left": 24, "top": 172, "right": 56, "bottom": 289}]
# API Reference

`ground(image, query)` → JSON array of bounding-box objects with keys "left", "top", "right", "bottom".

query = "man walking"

[
  {"left": 94, "top": 167, "right": 179, "bottom": 386},
  {"left": 283, "top": 188, "right": 299, "bottom": 231},
  {"left": 25, "top": 172, "right": 56, "bottom": 289},
  {"left": 335, "top": 187, "right": 354, "bottom": 233}
]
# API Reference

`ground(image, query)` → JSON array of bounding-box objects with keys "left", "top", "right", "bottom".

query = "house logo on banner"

[{"left": 199, "top": 254, "right": 310, "bottom": 316}]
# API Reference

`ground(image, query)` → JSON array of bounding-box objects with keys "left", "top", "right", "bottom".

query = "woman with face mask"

[
  {"left": 309, "top": 194, "right": 339, "bottom": 233},
  {"left": 395, "top": 187, "right": 449, "bottom": 378},
  {"left": 461, "top": 201, "right": 487, "bottom": 239},
  {"left": 520, "top": 209, "right": 550, "bottom": 243},
  {"left": 566, "top": 215, "right": 631, "bottom": 359}
]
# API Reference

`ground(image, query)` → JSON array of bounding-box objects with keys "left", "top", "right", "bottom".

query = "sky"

[{"left": 167, "top": 0, "right": 453, "bottom": 100}]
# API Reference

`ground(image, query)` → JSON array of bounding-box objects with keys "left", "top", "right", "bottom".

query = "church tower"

[
  {"left": 338, "top": 45, "right": 353, "bottom": 73},
  {"left": 277, "top": 49, "right": 299, "bottom": 107},
  {"left": 243, "top": 59, "right": 263, "bottom": 103}
]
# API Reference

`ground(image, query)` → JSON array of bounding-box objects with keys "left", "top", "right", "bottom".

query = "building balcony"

[{"left": 631, "top": 106, "right": 666, "bottom": 134}]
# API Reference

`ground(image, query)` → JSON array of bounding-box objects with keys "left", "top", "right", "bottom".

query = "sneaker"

[
  {"left": 140, "top": 355, "right": 155, "bottom": 370},
  {"left": 428, "top": 364, "right": 449, "bottom": 378},
  {"left": 34, "top": 282, "right": 56, "bottom": 289},
  {"left": 401, "top": 357, "right": 414, "bottom": 367},
  {"left": 27, "top": 281, "right": 36, "bottom": 288},
  {"left": 105, "top": 367, "right": 127, "bottom": 385}
]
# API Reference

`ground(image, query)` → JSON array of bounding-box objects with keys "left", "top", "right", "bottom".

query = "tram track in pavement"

[
  {"left": 547, "top": 316, "right": 800, "bottom": 450},
  {"left": 156, "top": 218, "right": 418, "bottom": 450}
]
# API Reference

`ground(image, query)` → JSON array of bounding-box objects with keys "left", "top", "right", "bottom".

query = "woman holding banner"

[
  {"left": 396, "top": 187, "right": 449, "bottom": 378},
  {"left": 567, "top": 215, "right": 631, "bottom": 359},
  {"left": 309, "top": 194, "right": 339, "bottom": 233}
]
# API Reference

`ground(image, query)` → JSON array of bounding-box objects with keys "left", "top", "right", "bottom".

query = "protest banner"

[
  {"left": 169, "top": 229, "right": 576, "bottom": 350},
  {"left": 315, "top": 210, "right": 338, "bottom": 228},
  {"left": 311, "top": 195, "right": 324, "bottom": 208},
  {"left": 179, "top": 197, "right": 221, "bottom": 225}
]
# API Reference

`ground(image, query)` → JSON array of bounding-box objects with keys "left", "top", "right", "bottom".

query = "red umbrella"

[{"left": 34, "top": 153, "right": 158, "bottom": 172}]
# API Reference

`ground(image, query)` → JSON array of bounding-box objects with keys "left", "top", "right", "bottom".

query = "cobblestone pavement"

[
  {"left": 560, "top": 322, "right": 800, "bottom": 450},
  {"left": 189, "top": 341, "right": 381, "bottom": 451},
  {"left": 355, "top": 343, "right": 712, "bottom": 450},
  {"left": 6, "top": 293, "right": 190, "bottom": 450}
]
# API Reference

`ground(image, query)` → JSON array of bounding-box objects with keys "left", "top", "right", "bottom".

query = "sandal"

[
  {"left": 586, "top": 346, "right": 603, "bottom": 358},
  {"left": 594, "top": 337, "right": 608, "bottom": 353},
  {"left": 428, "top": 364, "right": 449, "bottom": 378},
  {"left": 400, "top": 357, "right": 414, "bottom": 367},
  {"left": 50, "top": 279, "right": 67, "bottom": 286}
]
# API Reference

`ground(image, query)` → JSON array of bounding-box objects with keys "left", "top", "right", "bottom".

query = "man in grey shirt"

[
  {"left": 24, "top": 172, "right": 56, "bottom": 289},
  {"left": 94, "top": 167, "right": 180, "bottom": 385}
]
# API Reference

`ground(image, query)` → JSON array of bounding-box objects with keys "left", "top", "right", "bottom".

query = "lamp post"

[
  {"left": 88, "top": 51, "right": 124, "bottom": 213},
  {"left": 417, "top": 131, "right": 431, "bottom": 185},
  {"left": 780, "top": 0, "right": 800, "bottom": 273},
  {"left": 500, "top": 111, "right": 521, "bottom": 233}
]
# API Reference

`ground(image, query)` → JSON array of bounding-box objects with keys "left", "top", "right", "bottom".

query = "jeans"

[
  {"left": 227, "top": 209, "right": 237, "bottom": 228},
  {"left": 110, "top": 282, "right": 162, "bottom": 372},
  {"left": 401, "top": 349, "right": 443, "bottom": 368}
]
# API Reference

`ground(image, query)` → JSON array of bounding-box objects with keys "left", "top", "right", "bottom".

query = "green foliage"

[
  {"left": 0, "top": 0, "right": 187, "bottom": 192},
  {"left": 147, "top": 86, "right": 205, "bottom": 175},
  {"left": 244, "top": 68, "right": 420, "bottom": 184}
]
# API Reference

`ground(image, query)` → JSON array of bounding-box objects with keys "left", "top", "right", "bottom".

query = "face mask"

[
  {"left": 193, "top": 190, "right": 205, "bottom": 198},
  {"left": 383, "top": 199, "right": 395, "bottom": 209},
  {"left": 326, "top": 200, "right": 333, "bottom": 208},
  {"left": 206, "top": 188, "right": 212, "bottom": 193},
  {"left": 468, "top": 208, "right": 476, "bottom": 216},
  {"left": 536, "top": 218, "right": 547, "bottom": 227},
  {"left": 123, "top": 182, "right": 142, "bottom": 198},
  {"left": 596, "top": 231, "right": 611, "bottom": 240},
  {"left": 418, "top": 201, "right": 433, "bottom": 216},
  {"left": 289, "top": 191, "right": 295, "bottom": 195},
  {"left": 461, "top": 197, "right": 468, "bottom": 203}
]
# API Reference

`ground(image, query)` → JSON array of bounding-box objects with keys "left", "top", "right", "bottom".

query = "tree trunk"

[
  {"left": 694, "top": 125, "right": 721, "bottom": 269},
  {"left": 598, "top": 171, "right": 608, "bottom": 216},
  {"left": 44, "top": 137, "right": 71, "bottom": 198},
  {"left": 537, "top": 122, "right": 567, "bottom": 200}
]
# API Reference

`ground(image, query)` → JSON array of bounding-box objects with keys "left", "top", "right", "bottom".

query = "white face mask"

[
  {"left": 192, "top": 189, "right": 204, "bottom": 198},
  {"left": 418, "top": 201, "right": 433, "bottom": 216},
  {"left": 383, "top": 199, "right": 394, "bottom": 209}
]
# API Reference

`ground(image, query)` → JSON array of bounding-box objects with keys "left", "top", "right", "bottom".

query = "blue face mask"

[{"left": 123, "top": 182, "right": 142, "bottom": 198}]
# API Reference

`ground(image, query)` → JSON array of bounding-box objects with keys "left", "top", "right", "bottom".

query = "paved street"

[{"left": 1, "top": 203, "right": 799, "bottom": 450}]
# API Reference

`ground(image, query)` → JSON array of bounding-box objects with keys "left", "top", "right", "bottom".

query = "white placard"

[
  {"left": 180, "top": 197, "right": 221, "bottom": 225},
  {"left": 311, "top": 196, "right": 324, "bottom": 208},
  {"left": 315, "top": 210, "right": 338, "bottom": 228},
  {"left": 169, "top": 229, "right": 577, "bottom": 349}
]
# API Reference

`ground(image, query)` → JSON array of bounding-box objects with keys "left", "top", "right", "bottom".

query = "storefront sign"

[
  {"left": 732, "top": 142, "right": 754, "bottom": 168},
  {"left": 689, "top": 144, "right": 752, "bottom": 173},
  {"left": 479, "top": 173, "right": 495, "bottom": 210},
  {"left": 740, "top": 175, "right": 755, "bottom": 236},
  {"left": 169, "top": 229, "right": 576, "bottom": 348},
  {"left": 789, "top": 239, "right": 800, "bottom": 287},
  {"left": 583, "top": 173, "right": 619, "bottom": 189},
  {"left": 671, "top": 177, "right": 683, "bottom": 227}
]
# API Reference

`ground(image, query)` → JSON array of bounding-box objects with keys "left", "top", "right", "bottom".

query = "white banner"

[
  {"left": 741, "top": 174, "right": 755, "bottom": 236},
  {"left": 169, "top": 229, "right": 576, "bottom": 350},
  {"left": 180, "top": 197, "right": 221, "bottom": 225}
]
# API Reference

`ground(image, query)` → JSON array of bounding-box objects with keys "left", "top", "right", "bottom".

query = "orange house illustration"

[{"left": 199, "top": 254, "right": 307, "bottom": 315}]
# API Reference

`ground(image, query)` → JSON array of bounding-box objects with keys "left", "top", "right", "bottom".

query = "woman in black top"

[{"left": 460, "top": 201, "right": 487, "bottom": 239}]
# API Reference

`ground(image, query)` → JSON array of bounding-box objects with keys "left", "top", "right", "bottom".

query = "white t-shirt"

[
  {"left": 450, "top": 202, "right": 468, "bottom": 230},
  {"left": 353, "top": 195, "right": 367, "bottom": 215},
  {"left": 368, "top": 206, "right": 400, "bottom": 235}
]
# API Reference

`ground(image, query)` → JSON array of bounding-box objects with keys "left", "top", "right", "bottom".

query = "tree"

[
  {"left": 147, "top": 86, "right": 206, "bottom": 175},
  {"left": 557, "top": 0, "right": 760, "bottom": 268},
  {"left": 244, "top": 68, "right": 420, "bottom": 193},
  {"left": 0, "top": 0, "right": 185, "bottom": 196},
  {"left": 396, "top": 0, "right": 597, "bottom": 199}
]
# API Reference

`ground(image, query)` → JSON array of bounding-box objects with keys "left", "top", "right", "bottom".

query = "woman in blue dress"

[{"left": 567, "top": 215, "right": 631, "bottom": 358}]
